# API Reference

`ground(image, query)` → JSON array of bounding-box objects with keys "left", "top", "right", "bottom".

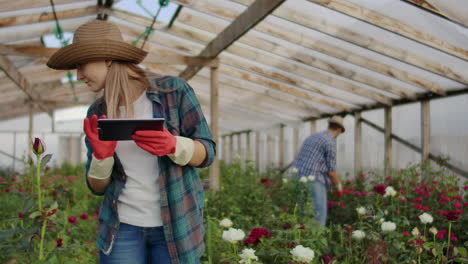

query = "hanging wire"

[
  {"left": 132, "top": 0, "right": 170, "bottom": 49},
  {"left": 50, "top": 0, "right": 77, "bottom": 102}
]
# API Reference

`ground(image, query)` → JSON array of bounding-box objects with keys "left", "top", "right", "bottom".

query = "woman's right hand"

[{"left": 83, "top": 114, "right": 116, "bottom": 160}]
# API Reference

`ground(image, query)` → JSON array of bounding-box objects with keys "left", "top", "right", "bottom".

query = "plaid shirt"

[
  {"left": 84, "top": 76, "right": 216, "bottom": 264},
  {"left": 294, "top": 130, "right": 336, "bottom": 188}
]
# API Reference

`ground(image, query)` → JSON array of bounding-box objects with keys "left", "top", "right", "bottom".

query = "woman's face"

[{"left": 76, "top": 60, "right": 110, "bottom": 92}]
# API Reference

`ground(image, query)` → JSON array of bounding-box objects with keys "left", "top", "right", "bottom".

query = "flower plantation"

[
  {"left": 0, "top": 140, "right": 467, "bottom": 263},
  {"left": 200, "top": 161, "right": 467, "bottom": 263}
]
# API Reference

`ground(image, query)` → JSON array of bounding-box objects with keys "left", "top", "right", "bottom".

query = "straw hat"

[
  {"left": 328, "top": 115, "right": 345, "bottom": 132},
  {"left": 47, "top": 20, "right": 147, "bottom": 70}
]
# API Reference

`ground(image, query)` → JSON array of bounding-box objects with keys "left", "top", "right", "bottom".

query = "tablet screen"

[{"left": 97, "top": 118, "right": 165, "bottom": 141}]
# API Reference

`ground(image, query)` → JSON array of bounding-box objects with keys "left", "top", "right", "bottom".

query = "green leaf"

[
  {"left": 46, "top": 240, "right": 57, "bottom": 254},
  {"left": 48, "top": 254, "right": 60, "bottom": 264},
  {"left": 22, "top": 197, "right": 36, "bottom": 212},
  {"left": 458, "top": 246, "right": 467, "bottom": 257},
  {"left": 0, "top": 228, "right": 22, "bottom": 240},
  {"left": 41, "top": 154, "right": 53, "bottom": 168},
  {"left": 29, "top": 210, "right": 42, "bottom": 219},
  {"left": 50, "top": 201, "right": 58, "bottom": 210}
]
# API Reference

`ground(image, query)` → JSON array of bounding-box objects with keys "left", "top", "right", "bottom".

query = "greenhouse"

[{"left": 0, "top": 0, "right": 467, "bottom": 263}]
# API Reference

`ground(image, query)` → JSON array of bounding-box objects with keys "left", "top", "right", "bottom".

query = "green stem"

[
  {"left": 418, "top": 248, "right": 421, "bottom": 264},
  {"left": 232, "top": 243, "right": 238, "bottom": 261},
  {"left": 36, "top": 155, "right": 42, "bottom": 211},
  {"left": 38, "top": 217, "right": 47, "bottom": 260},
  {"left": 30, "top": 164, "right": 35, "bottom": 196},
  {"left": 446, "top": 222, "right": 452, "bottom": 261}
]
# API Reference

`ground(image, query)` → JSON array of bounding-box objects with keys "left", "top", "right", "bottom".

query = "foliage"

[
  {"left": 1, "top": 140, "right": 466, "bottom": 263},
  {"left": 201, "top": 161, "right": 467, "bottom": 264},
  {"left": 0, "top": 138, "right": 101, "bottom": 263}
]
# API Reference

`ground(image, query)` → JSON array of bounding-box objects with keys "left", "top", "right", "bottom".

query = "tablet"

[{"left": 97, "top": 118, "right": 165, "bottom": 141}]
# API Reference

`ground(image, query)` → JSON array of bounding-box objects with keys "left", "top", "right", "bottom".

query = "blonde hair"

[{"left": 104, "top": 62, "right": 150, "bottom": 119}]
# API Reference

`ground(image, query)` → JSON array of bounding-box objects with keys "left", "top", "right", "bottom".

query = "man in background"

[{"left": 295, "top": 115, "right": 345, "bottom": 226}]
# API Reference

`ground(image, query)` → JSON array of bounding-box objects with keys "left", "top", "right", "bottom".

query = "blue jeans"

[
  {"left": 310, "top": 181, "right": 327, "bottom": 226},
  {"left": 100, "top": 223, "right": 171, "bottom": 264}
]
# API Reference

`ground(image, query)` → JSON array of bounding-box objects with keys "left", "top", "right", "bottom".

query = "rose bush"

[
  {"left": 1, "top": 139, "right": 466, "bottom": 263},
  {"left": 200, "top": 161, "right": 467, "bottom": 263}
]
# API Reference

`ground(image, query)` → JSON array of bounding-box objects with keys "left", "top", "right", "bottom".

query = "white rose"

[
  {"left": 222, "top": 228, "right": 245, "bottom": 243},
  {"left": 379, "top": 218, "right": 385, "bottom": 224},
  {"left": 299, "top": 177, "right": 308, "bottom": 183},
  {"left": 290, "top": 245, "right": 315, "bottom": 262},
  {"left": 419, "top": 213, "right": 433, "bottom": 224},
  {"left": 356, "top": 207, "right": 366, "bottom": 216},
  {"left": 307, "top": 175, "right": 316, "bottom": 182},
  {"left": 429, "top": 227, "right": 438, "bottom": 235},
  {"left": 282, "top": 178, "right": 288, "bottom": 183},
  {"left": 239, "top": 248, "right": 259, "bottom": 263},
  {"left": 352, "top": 230, "right": 366, "bottom": 240},
  {"left": 381, "top": 221, "right": 396, "bottom": 232},
  {"left": 411, "top": 227, "right": 420, "bottom": 237},
  {"left": 219, "top": 218, "right": 233, "bottom": 228},
  {"left": 384, "top": 186, "right": 397, "bottom": 197},
  {"left": 291, "top": 167, "right": 299, "bottom": 174}
]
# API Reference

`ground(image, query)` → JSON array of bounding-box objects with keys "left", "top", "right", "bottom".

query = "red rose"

[
  {"left": 373, "top": 184, "right": 386, "bottom": 195},
  {"left": 68, "top": 216, "right": 77, "bottom": 224},
  {"left": 439, "top": 197, "right": 450, "bottom": 203},
  {"left": 249, "top": 227, "right": 271, "bottom": 239},
  {"left": 18, "top": 212, "right": 25, "bottom": 218},
  {"left": 260, "top": 178, "right": 273, "bottom": 188},
  {"left": 436, "top": 230, "right": 446, "bottom": 240},
  {"left": 32, "top": 137, "right": 45, "bottom": 155},
  {"left": 322, "top": 254, "right": 333, "bottom": 264},
  {"left": 56, "top": 238, "right": 63, "bottom": 247},
  {"left": 444, "top": 211, "right": 459, "bottom": 221},
  {"left": 450, "top": 233, "right": 458, "bottom": 242},
  {"left": 80, "top": 213, "right": 89, "bottom": 220},
  {"left": 343, "top": 225, "right": 353, "bottom": 233},
  {"left": 327, "top": 200, "right": 337, "bottom": 208},
  {"left": 244, "top": 236, "right": 257, "bottom": 246}
]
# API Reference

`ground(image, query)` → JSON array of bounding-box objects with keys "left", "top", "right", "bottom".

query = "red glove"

[
  {"left": 83, "top": 114, "right": 116, "bottom": 160},
  {"left": 131, "top": 127, "right": 176, "bottom": 157}
]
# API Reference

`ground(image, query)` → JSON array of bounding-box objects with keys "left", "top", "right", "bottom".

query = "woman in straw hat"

[{"left": 47, "top": 19, "right": 215, "bottom": 264}]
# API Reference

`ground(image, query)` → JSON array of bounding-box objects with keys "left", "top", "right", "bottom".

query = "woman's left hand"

[{"left": 132, "top": 127, "right": 176, "bottom": 157}]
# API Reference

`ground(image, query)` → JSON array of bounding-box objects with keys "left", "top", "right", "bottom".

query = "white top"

[{"left": 115, "top": 92, "right": 162, "bottom": 227}]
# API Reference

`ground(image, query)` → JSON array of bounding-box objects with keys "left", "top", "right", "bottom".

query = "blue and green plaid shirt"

[
  {"left": 84, "top": 75, "right": 216, "bottom": 264},
  {"left": 295, "top": 130, "right": 336, "bottom": 188}
]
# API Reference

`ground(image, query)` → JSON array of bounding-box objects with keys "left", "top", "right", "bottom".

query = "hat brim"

[
  {"left": 328, "top": 121, "right": 345, "bottom": 133},
  {"left": 46, "top": 39, "right": 148, "bottom": 70}
]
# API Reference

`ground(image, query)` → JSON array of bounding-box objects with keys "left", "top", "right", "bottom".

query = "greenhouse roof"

[{"left": 0, "top": 0, "right": 467, "bottom": 133}]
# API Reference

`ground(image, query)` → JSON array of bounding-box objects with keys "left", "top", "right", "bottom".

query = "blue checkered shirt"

[{"left": 294, "top": 131, "right": 337, "bottom": 188}]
